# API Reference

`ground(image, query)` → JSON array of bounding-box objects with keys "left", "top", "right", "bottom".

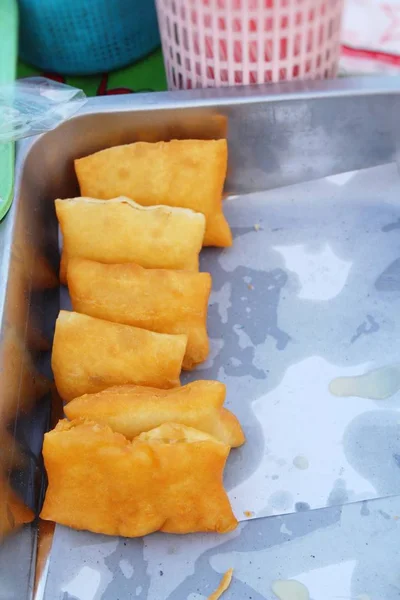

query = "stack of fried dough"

[{"left": 41, "top": 139, "right": 245, "bottom": 538}]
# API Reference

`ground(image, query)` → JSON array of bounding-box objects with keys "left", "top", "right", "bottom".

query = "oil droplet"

[
  {"left": 329, "top": 364, "right": 400, "bottom": 400},
  {"left": 293, "top": 455, "right": 309, "bottom": 470},
  {"left": 272, "top": 579, "right": 310, "bottom": 600}
]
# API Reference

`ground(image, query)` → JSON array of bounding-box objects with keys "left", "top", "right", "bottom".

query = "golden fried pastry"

[
  {"left": 67, "top": 259, "right": 212, "bottom": 369},
  {"left": 51, "top": 311, "right": 187, "bottom": 401},
  {"left": 55, "top": 196, "right": 206, "bottom": 284},
  {"left": 74, "top": 139, "right": 231, "bottom": 247},
  {"left": 40, "top": 420, "right": 237, "bottom": 537},
  {"left": 65, "top": 380, "right": 245, "bottom": 447}
]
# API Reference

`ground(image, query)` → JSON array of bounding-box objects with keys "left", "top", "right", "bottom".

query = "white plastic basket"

[{"left": 156, "top": 0, "right": 344, "bottom": 89}]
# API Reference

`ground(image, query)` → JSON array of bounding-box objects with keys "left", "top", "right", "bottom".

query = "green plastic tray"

[{"left": 0, "top": 0, "right": 18, "bottom": 220}]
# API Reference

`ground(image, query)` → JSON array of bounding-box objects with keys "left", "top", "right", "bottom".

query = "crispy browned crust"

[
  {"left": 74, "top": 139, "right": 231, "bottom": 247},
  {"left": 65, "top": 380, "right": 245, "bottom": 447},
  {"left": 67, "top": 259, "right": 212, "bottom": 370},
  {"left": 51, "top": 311, "right": 187, "bottom": 401},
  {"left": 56, "top": 196, "right": 206, "bottom": 284},
  {"left": 40, "top": 420, "right": 238, "bottom": 537}
]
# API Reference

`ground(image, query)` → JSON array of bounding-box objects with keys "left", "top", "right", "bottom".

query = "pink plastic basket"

[{"left": 156, "top": 0, "right": 344, "bottom": 89}]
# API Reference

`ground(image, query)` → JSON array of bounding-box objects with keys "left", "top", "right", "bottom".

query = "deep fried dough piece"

[
  {"left": 65, "top": 380, "right": 245, "bottom": 447},
  {"left": 51, "top": 311, "right": 187, "bottom": 401},
  {"left": 74, "top": 139, "right": 231, "bottom": 247},
  {"left": 67, "top": 259, "right": 211, "bottom": 370},
  {"left": 40, "top": 420, "right": 237, "bottom": 536},
  {"left": 55, "top": 196, "right": 206, "bottom": 284}
]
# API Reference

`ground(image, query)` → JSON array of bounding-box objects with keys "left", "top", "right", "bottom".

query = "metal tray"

[{"left": 1, "top": 77, "right": 400, "bottom": 600}]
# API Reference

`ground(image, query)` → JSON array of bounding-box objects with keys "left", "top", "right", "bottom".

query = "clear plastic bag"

[{"left": 0, "top": 77, "right": 86, "bottom": 143}]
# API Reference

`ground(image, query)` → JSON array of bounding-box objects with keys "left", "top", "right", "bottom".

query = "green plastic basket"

[{"left": 0, "top": 0, "right": 18, "bottom": 220}]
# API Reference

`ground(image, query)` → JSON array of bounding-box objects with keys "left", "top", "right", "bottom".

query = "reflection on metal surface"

[
  {"left": 0, "top": 474, "right": 34, "bottom": 539},
  {"left": 34, "top": 520, "right": 55, "bottom": 600},
  {"left": 0, "top": 328, "right": 50, "bottom": 421},
  {"left": 129, "top": 113, "right": 228, "bottom": 144},
  {"left": 273, "top": 243, "right": 353, "bottom": 302},
  {"left": 0, "top": 109, "right": 60, "bottom": 598}
]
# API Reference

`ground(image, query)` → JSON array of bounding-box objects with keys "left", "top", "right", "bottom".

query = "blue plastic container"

[{"left": 18, "top": 0, "right": 160, "bottom": 75}]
